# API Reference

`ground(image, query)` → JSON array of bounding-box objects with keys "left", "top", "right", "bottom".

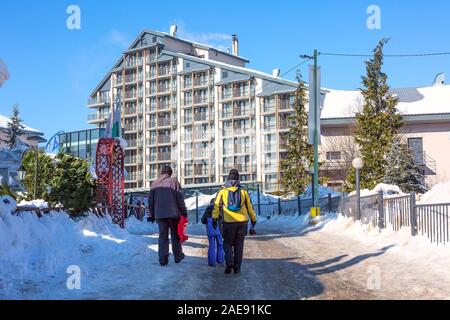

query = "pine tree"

[
  {"left": 280, "top": 72, "right": 314, "bottom": 195},
  {"left": 383, "top": 138, "right": 428, "bottom": 193},
  {"left": 2, "top": 105, "right": 25, "bottom": 149},
  {"left": 347, "top": 38, "right": 403, "bottom": 190}
]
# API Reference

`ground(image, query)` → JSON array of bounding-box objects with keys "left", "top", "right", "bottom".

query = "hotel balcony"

[
  {"left": 193, "top": 96, "right": 208, "bottom": 105},
  {"left": 279, "top": 100, "right": 293, "bottom": 111},
  {"left": 124, "top": 92, "right": 137, "bottom": 100},
  {"left": 157, "top": 135, "right": 171, "bottom": 144},
  {"left": 234, "top": 145, "right": 251, "bottom": 154},
  {"left": 157, "top": 153, "right": 171, "bottom": 161},
  {"left": 233, "top": 89, "right": 250, "bottom": 99},
  {"left": 87, "top": 112, "right": 110, "bottom": 123},
  {"left": 125, "top": 75, "right": 137, "bottom": 84},
  {"left": 262, "top": 104, "right": 276, "bottom": 114},
  {"left": 88, "top": 97, "right": 111, "bottom": 107},
  {"left": 125, "top": 60, "right": 137, "bottom": 69},
  {"left": 193, "top": 78, "right": 214, "bottom": 88},
  {"left": 157, "top": 118, "right": 171, "bottom": 127}
]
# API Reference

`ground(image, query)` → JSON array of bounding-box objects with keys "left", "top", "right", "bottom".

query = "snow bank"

[
  {"left": 419, "top": 181, "right": 450, "bottom": 204},
  {"left": 301, "top": 184, "right": 341, "bottom": 199},
  {"left": 316, "top": 213, "right": 450, "bottom": 257},
  {"left": 348, "top": 183, "right": 405, "bottom": 197},
  {"left": 0, "top": 196, "right": 157, "bottom": 299},
  {"left": 18, "top": 199, "right": 49, "bottom": 209},
  {"left": 185, "top": 193, "right": 216, "bottom": 210}
]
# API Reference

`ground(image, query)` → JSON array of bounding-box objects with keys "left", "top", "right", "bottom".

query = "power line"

[{"left": 319, "top": 51, "right": 450, "bottom": 58}]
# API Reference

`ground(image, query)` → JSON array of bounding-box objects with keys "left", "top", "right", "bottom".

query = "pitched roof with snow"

[
  {"left": 321, "top": 85, "right": 450, "bottom": 119},
  {"left": 0, "top": 114, "right": 43, "bottom": 134}
]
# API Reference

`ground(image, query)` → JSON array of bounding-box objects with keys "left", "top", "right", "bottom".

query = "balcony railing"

[
  {"left": 158, "top": 85, "right": 171, "bottom": 93},
  {"left": 125, "top": 92, "right": 137, "bottom": 100},
  {"left": 146, "top": 104, "right": 156, "bottom": 113},
  {"left": 235, "top": 146, "right": 251, "bottom": 154},
  {"left": 193, "top": 96, "right": 208, "bottom": 105},
  {"left": 262, "top": 103, "right": 276, "bottom": 113},
  {"left": 233, "top": 107, "right": 250, "bottom": 117},
  {"left": 158, "top": 68, "right": 170, "bottom": 76},
  {"left": 124, "top": 124, "right": 137, "bottom": 131},
  {"left": 125, "top": 75, "right": 137, "bottom": 83},
  {"left": 157, "top": 153, "right": 171, "bottom": 161},
  {"left": 125, "top": 60, "right": 137, "bottom": 69},
  {"left": 233, "top": 89, "right": 250, "bottom": 99},
  {"left": 194, "top": 113, "right": 209, "bottom": 122},
  {"left": 88, "top": 97, "right": 111, "bottom": 105},
  {"left": 124, "top": 108, "right": 136, "bottom": 115},
  {"left": 279, "top": 119, "right": 291, "bottom": 130},
  {"left": 279, "top": 100, "right": 292, "bottom": 110},
  {"left": 157, "top": 135, "right": 171, "bottom": 144},
  {"left": 157, "top": 102, "right": 171, "bottom": 111},
  {"left": 87, "top": 113, "right": 109, "bottom": 121},
  {"left": 157, "top": 119, "right": 171, "bottom": 127}
]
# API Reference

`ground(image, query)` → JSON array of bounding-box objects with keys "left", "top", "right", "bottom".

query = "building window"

[
  {"left": 408, "top": 137, "right": 424, "bottom": 165},
  {"left": 326, "top": 151, "right": 342, "bottom": 161}
]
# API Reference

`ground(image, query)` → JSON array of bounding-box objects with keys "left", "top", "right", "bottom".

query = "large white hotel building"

[
  {"left": 87, "top": 27, "right": 298, "bottom": 192},
  {"left": 87, "top": 26, "right": 450, "bottom": 192}
]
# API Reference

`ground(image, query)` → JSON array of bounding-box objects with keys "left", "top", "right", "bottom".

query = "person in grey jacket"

[{"left": 148, "top": 166, "right": 187, "bottom": 266}]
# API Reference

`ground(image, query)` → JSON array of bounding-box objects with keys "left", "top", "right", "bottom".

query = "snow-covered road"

[{"left": 2, "top": 213, "right": 450, "bottom": 300}]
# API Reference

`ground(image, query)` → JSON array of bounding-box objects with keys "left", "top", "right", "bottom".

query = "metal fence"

[
  {"left": 416, "top": 202, "right": 450, "bottom": 244},
  {"left": 187, "top": 191, "right": 341, "bottom": 223},
  {"left": 341, "top": 191, "right": 450, "bottom": 245}
]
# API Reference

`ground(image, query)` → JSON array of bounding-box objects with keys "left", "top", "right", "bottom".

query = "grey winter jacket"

[{"left": 148, "top": 174, "right": 188, "bottom": 220}]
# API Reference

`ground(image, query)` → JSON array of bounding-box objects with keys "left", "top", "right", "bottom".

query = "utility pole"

[
  {"left": 301, "top": 50, "right": 320, "bottom": 218},
  {"left": 312, "top": 49, "right": 319, "bottom": 210}
]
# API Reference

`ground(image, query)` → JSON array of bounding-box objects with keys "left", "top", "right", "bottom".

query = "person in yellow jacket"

[{"left": 212, "top": 169, "right": 257, "bottom": 274}]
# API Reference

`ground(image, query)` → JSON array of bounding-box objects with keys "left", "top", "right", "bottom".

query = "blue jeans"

[{"left": 207, "top": 234, "right": 224, "bottom": 266}]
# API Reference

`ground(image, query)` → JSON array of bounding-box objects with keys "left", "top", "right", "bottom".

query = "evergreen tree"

[
  {"left": 2, "top": 105, "right": 25, "bottom": 149},
  {"left": 383, "top": 138, "right": 428, "bottom": 194},
  {"left": 347, "top": 38, "right": 403, "bottom": 190},
  {"left": 22, "top": 151, "right": 94, "bottom": 216},
  {"left": 280, "top": 72, "right": 314, "bottom": 195}
]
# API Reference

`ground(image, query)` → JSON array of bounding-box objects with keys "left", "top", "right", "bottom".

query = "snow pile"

[
  {"left": 301, "top": 184, "right": 341, "bottom": 199},
  {"left": 18, "top": 199, "right": 49, "bottom": 209},
  {"left": 185, "top": 193, "right": 216, "bottom": 210},
  {"left": 348, "top": 183, "right": 405, "bottom": 197},
  {"left": 316, "top": 213, "right": 450, "bottom": 256},
  {"left": 0, "top": 196, "right": 157, "bottom": 299},
  {"left": 419, "top": 181, "right": 450, "bottom": 204}
]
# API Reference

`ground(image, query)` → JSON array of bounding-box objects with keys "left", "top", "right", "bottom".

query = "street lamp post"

[
  {"left": 17, "top": 147, "right": 39, "bottom": 199},
  {"left": 308, "top": 166, "right": 315, "bottom": 207},
  {"left": 352, "top": 158, "right": 364, "bottom": 220}
]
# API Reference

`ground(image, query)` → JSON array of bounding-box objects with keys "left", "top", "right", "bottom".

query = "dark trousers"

[
  {"left": 223, "top": 222, "right": 248, "bottom": 269},
  {"left": 158, "top": 218, "right": 183, "bottom": 263}
]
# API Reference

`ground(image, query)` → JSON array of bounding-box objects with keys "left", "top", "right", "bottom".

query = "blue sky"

[{"left": 1, "top": 0, "right": 449, "bottom": 140}]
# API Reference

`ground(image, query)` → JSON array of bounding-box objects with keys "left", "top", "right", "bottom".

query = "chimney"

[
  {"left": 272, "top": 68, "right": 281, "bottom": 77},
  {"left": 232, "top": 34, "right": 239, "bottom": 56},
  {"left": 169, "top": 24, "right": 178, "bottom": 37}
]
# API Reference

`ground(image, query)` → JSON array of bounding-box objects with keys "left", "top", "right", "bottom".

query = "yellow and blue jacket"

[{"left": 212, "top": 182, "right": 257, "bottom": 223}]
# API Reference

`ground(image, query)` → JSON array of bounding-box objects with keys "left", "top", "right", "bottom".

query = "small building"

[
  {"left": 320, "top": 84, "right": 450, "bottom": 190},
  {"left": 0, "top": 113, "right": 46, "bottom": 189}
]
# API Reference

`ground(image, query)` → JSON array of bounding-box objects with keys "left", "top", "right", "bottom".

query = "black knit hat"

[
  {"left": 161, "top": 166, "right": 173, "bottom": 176},
  {"left": 227, "top": 169, "right": 240, "bottom": 181}
]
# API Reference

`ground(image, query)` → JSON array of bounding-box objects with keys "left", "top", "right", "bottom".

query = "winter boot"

[
  {"left": 175, "top": 253, "right": 185, "bottom": 264},
  {"left": 224, "top": 266, "right": 233, "bottom": 274}
]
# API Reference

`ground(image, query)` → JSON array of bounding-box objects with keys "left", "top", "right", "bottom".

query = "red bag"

[{"left": 178, "top": 215, "right": 189, "bottom": 243}]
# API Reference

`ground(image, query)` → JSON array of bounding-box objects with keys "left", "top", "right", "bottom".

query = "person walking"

[
  {"left": 212, "top": 169, "right": 257, "bottom": 274},
  {"left": 148, "top": 166, "right": 187, "bottom": 266},
  {"left": 201, "top": 198, "right": 224, "bottom": 267}
]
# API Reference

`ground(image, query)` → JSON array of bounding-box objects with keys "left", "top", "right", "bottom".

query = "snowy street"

[{"left": 3, "top": 208, "right": 450, "bottom": 300}]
